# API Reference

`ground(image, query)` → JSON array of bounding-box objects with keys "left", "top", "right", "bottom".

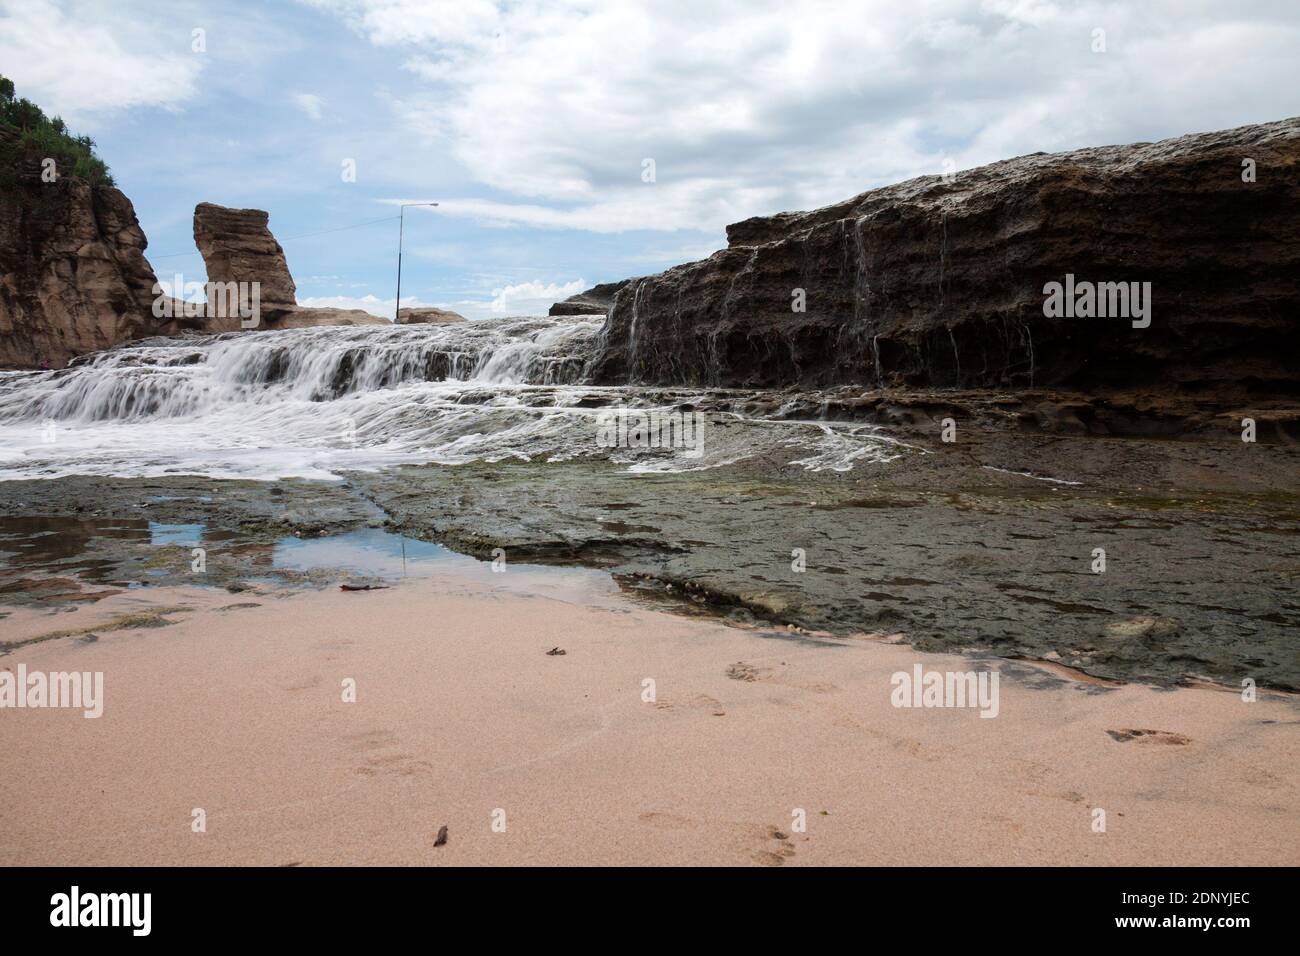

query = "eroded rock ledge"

[
  {"left": 397, "top": 306, "right": 467, "bottom": 324},
  {"left": 192, "top": 202, "right": 298, "bottom": 318},
  {"left": 192, "top": 202, "right": 385, "bottom": 331},
  {"left": 549, "top": 279, "right": 632, "bottom": 316},
  {"left": 588, "top": 117, "right": 1300, "bottom": 400}
]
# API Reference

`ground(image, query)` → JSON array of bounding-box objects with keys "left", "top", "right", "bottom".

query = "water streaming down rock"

[
  {"left": 0, "top": 315, "right": 605, "bottom": 424},
  {"left": 0, "top": 316, "right": 910, "bottom": 481},
  {"left": 586, "top": 117, "right": 1300, "bottom": 395}
]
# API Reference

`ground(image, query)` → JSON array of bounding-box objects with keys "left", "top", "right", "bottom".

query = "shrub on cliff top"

[{"left": 0, "top": 73, "right": 114, "bottom": 187}]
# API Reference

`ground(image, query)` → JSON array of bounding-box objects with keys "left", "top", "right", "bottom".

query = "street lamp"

[{"left": 395, "top": 202, "right": 438, "bottom": 323}]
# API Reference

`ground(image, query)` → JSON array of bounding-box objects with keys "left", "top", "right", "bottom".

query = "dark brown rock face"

[
  {"left": 549, "top": 279, "right": 632, "bottom": 316},
  {"left": 589, "top": 118, "right": 1300, "bottom": 398},
  {"left": 0, "top": 131, "right": 163, "bottom": 369},
  {"left": 192, "top": 202, "right": 298, "bottom": 324}
]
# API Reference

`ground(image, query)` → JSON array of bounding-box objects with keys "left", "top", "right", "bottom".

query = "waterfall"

[
  {"left": 0, "top": 316, "right": 605, "bottom": 425},
  {"left": 0, "top": 314, "right": 912, "bottom": 481}
]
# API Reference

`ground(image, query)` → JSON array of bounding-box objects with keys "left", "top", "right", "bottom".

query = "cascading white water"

[
  {"left": 0, "top": 316, "right": 911, "bottom": 480},
  {"left": 0, "top": 315, "right": 603, "bottom": 425}
]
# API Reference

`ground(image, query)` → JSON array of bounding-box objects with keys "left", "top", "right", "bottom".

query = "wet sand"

[{"left": 1, "top": 571, "right": 1296, "bottom": 866}]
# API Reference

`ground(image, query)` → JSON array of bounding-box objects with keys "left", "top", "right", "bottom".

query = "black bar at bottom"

[{"left": 0, "top": 866, "right": 1289, "bottom": 942}]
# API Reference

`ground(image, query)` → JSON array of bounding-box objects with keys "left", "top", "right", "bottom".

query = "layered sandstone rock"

[
  {"left": 0, "top": 150, "right": 387, "bottom": 368},
  {"left": 549, "top": 279, "right": 632, "bottom": 316},
  {"left": 192, "top": 202, "right": 298, "bottom": 326},
  {"left": 269, "top": 312, "right": 379, "bottom": 330},
  {"left": 589, "top": 118, "right": 1300, "bottom": 399},
  {"left": 397, "top": 306, "right": 466, "bottom": 324},
  {"left": 191, "top": 202, "right": 387, "bottom": 330},
  {"left": 0, "top": 130, "right": 164, "bottom": 369},
  {"left": 275, "top": 306, "right": 386, "bottom": 328}
]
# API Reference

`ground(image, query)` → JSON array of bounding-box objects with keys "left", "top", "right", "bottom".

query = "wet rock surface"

[
  {"left": 0, "top": 477, "right": 382, "bottom": 604},
  {"left": 2, "top": 420, "right": 1296, "bottom": 690},
  {"left": 359, "top": 429, "right": 1299, "bottom": 690}
]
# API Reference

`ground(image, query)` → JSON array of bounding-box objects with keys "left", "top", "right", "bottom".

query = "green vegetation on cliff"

[{"left": 0, "top": 73, "right": 114, "bottom": 186}]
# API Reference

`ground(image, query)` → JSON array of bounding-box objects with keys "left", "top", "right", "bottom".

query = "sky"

[{"left": 2, "top": 0, "right": 1299, "bottom": 320}]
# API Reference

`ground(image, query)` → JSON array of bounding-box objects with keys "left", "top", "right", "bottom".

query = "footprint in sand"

[
  {"left": 726, "top": 661, "right": 839, "bottom": 695},
  {"left": 346, "top": 728, "right": 433, "bottom": 777},
  {"left": 1242, "top": 766, "right": 1286, "bottom": 789},
  {"left": 789, "top": 679, "right": 840, "bottom": 694},
  {"left": 355, "top": 751, "right": 433, "bottom": 777},
  {"left": 726, "top": 662, "right": 766, "bottom": 682},
  {"left": 889, "top": 736, "right": 949, "bottom": 763},
  {"left": 348, "top": 729, "right": 398, "bottom": 750},
  {"left": 638, "top": 811, "right": 693, "bottom": 830},
  {"left": 1105, "top": 728, "right": 1191, "bottom": 745},
  {"left": 365, "top": 751, "right": 431, "bottom": 775},
  {"left": 637, "top": 813, "right": 798, "bottom": 865},
  {"left": 749, "top": 824, "right": 798, "bottom": 866},
  {"left": 652, "top": 693, "right": 723, "bottom": 714}
]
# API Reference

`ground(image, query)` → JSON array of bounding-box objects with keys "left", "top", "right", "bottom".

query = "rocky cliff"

[
  {"left": 1, "top": 134, "right": 383, "bottom": 370},
  {"left": 589, "top": 118, "right": 1300, "bottom": 399},
  {"left": 0, "top": 129, "right": 164, "bottom": 369}
]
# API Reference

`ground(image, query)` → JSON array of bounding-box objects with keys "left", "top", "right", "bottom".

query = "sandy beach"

[{"left": 2, "top": 568, "right": 1296, "bottom": 867}]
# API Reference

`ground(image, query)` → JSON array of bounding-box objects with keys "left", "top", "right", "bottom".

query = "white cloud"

[
  {"left": 300, "top": 0, "right": 500, "bottom": 46},
  {"left": 307, "top": 0, "right": 1300, "bottom": 235},
  {"left": 0, "top": 0, "right": 203, "bottom": 125},
  {"left": 299, "top": 290, "right": 566, "bottom": 322},
  {"left": 292, "top": 92, "right": 326, "bottom": 120},
  {"left": 489, "top": 278, "right": 586, "bottom": 314},
  {"left": 386, "top": 186, "right": 781, "bottom": 234}
]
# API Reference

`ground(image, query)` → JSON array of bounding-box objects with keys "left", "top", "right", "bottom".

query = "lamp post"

[{"left": 395, "top": 202, "right": 438, "bottom": 323}]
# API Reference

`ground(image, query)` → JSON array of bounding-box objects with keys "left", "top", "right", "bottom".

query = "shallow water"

[
  {"left": 273, "top": 527, "right": 466, "bottom": 576},
  {"left": 273, "top": 527, "right": 610, "bottom": 587},
  {"left": 3, "top": 325, "right": 1297, "bottom": 690}
]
